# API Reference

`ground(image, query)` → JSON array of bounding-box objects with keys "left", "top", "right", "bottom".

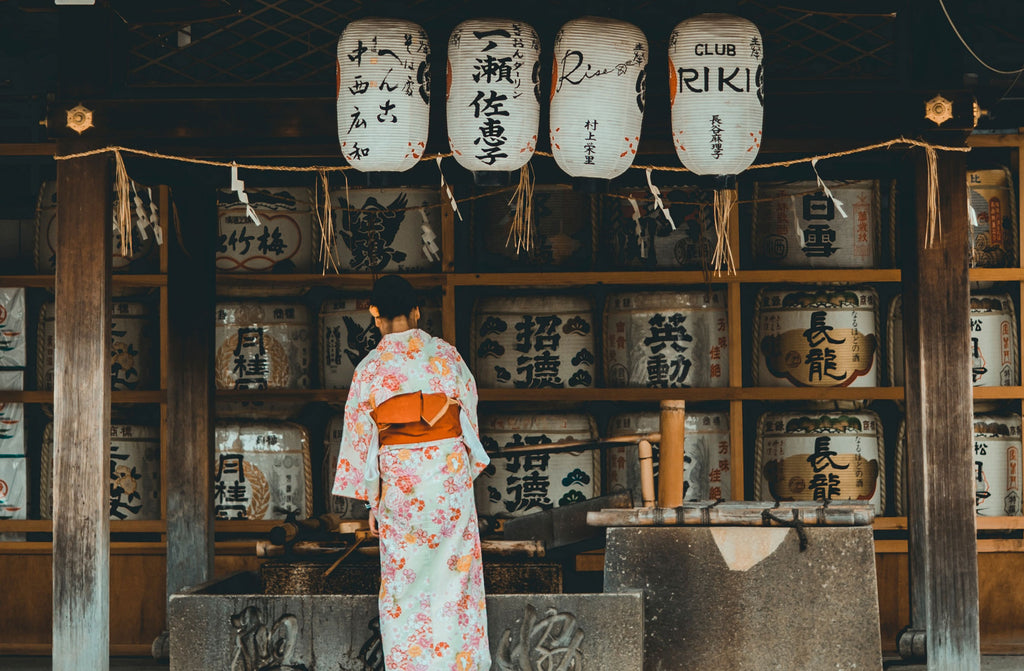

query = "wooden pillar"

[
  {"left": 899, "top": 148, "right": 980, "bottom": 669},
  {"left": 53, "top": 144, "right": 112, "bottom": 671}
]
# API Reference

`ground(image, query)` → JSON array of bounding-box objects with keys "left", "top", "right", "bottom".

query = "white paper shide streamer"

[
  {"left": 337, "top": 18, "right": 430, "bottom": 172},
  {"left": 550, "top": 17, "right": 648, "bottom": 181},
  {"left": 447, "top": 19, "right": 541, "bottom": 179}
]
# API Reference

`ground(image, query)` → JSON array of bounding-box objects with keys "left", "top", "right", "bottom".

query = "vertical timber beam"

[
  {"left": 53, "top": 146, "right": 112, "bottom": 671},
  {"left": 900, "top": 148, "right": 979, "bottom": 669}
]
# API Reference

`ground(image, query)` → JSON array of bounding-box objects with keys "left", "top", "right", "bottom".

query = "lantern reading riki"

[
  {"left": 550, "top": 16, "right": 648, "bottom": 190},
  {"left": 669, "top": 13, "right": 764, "bottom": 272},
  {"left": 447, "top": 19, "right": 541, "bottom": 185},
  {"left": 336, "top": 18, "right": 431, "bottom": 173}
]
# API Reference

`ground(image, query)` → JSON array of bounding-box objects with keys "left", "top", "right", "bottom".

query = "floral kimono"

[{"left": 333, "top": 328, "right": 491, "bottom": 671}]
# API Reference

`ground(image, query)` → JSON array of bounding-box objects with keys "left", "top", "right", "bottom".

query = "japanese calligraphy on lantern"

[
  {"left": 607, "top": 410, "right": 731, "bottom": 503},
  {"left": 967, "top": 168, "right": 1017, "bottom": 268},
  {"left": 973, "top": 414, "right": 1023, "bottom": 516},
  {"left": 757, "top": 410, "right": 883, "bottom": 514},
  {"left": 216, "top": 187, "right": 313, "bottom": 273},
  {"left": 475, "top": 412, "right": 600, "bottom": 519},
  {"left": 755, "top": 286, "right": 879, "bottom": 388},
  {"left": 550, "top": 17, "right": 647, "bottom": 180},
  {"left": 336, "top": 18, "right": 430, "bottom": 172},
  {"left": 331, "top": 188, "right": 442, "bottom": 272},
  {"left": 752, "top": 180, "right": 881, "bottom": 268},
  {"left": 472, "top": 295, "right": 595, "bottom": 389},
  {"left": 214, "top": 422, "right": 312, "bottom": 520},
  {"left": 447, "top": 19, "right": 540, "bottom": 174},
  {"left": 606, "top": 186, "right": 715, "bottom": 269},
  {"left": 0, "top": 288, "right": 25, "bottom": 369},
  {"left": 215, "top": 303, "right": 311, "bottom": 390},
  {"left": 604, "top": 290, "right": 728, "bottom": 388}
]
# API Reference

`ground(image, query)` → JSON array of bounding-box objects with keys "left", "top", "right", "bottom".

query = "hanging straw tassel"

[
  {"left": 315, "top": 169, "right": 340, "bottom": 274},
  {"left": 113, "top": 150, "right": 133, "bottom": 259},
  {"left": 924, "top": 146, "right": 941, "bottom": 248},
  {"left": 506, "top": 163, "right": 536, "bottom": 253},
  {"left": 711, "top": 180, "right": 737, "bottom": 276},
  {"left": 435, "top": 156, "right": 463, "bottom": 222}
]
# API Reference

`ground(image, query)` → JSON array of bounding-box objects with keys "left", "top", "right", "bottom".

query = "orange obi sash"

[{"left": 371, "top": 392, "right": 462, "bottom": 446}]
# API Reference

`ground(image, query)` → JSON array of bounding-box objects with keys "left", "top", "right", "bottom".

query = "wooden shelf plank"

[
  {"left": 216, "top": 389, "right": 349, "bottom": 402},
  {"left": 216, "top": 272, "right": 445, "bottom": 294},
  {"left": 967, "top": 133, "right": 1024, "bottom": 148},
  {"left": 478, "top": 386, "right": 904, "bottom": 402},
  {"left": 0, "top": 143, "right": 58, "bottom": 156},
  {"left": 450, "top": 269, "right": 904, "bottom": 286},
  {"left": 0, "top": 390, "right": 164, "bottom": 403},
  {"left": 214, "top": 520, "right": 279, "bottom": 533},
  {"left": 0, "top": 520, "right": 168, "bottom": 533}
]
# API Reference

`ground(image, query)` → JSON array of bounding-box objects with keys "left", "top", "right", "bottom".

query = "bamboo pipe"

[
  {"left": 488, "top": 432, "right": 661, "bottom": 457},
  {"left": 638, "top": 440, "right": 656, "bottom": 508},
  {"left": 658, "top": 400, "right": 686, "bottom": 508}
]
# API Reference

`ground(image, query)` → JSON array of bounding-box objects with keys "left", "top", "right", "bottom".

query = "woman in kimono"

[{"left": 333, "top": 274, "right": 491, "bottom": 671}]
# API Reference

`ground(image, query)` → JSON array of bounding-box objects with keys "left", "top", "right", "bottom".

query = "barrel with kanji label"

[
  {"left": 752, "top": 179, "right": 881, "bottom": 268},
  {"left": 973, "top": 414, "right": 1023, "bottom": 516},
  {"left": 471, "top": 295, "right": 596, "bottom": 389},
  {"left": 475, "top": 412, "right": 600, "bottom": 519},
  {"left": 0, "top": 453, "right": 26, "bottom": 522},
  {"left": 755, "top": 409, "right": 884, "bottom": 514},
  {"left": 0, "top": 288, "right": 25, "bottom": 369},
  {"left": 606, "top": 410, "right": 731, "bottom": 503},
  {"left": 605, "top": 186, "right": 715, "bottom": 269},
  {"left": 217, "top": 187, "right": 314, "bottom": 273},
  {"left": 968, "top": 168, "right": 1017, "bottom": 268},
  {"left": 215, "top": 302, "right": 311, "bottom": 390},
  {"left": 323, "top": 412, "right": 369, "bottom": 519},
  {"left": 214, "top": 421, "right": 313, "bottom": 520},
  {"left": 604, "top": 290, "right": 729, "bottom": 388},
  {"left": 753, "top": 285, "right": 879, "bottom": 387},
  {"left": 41, "top": 422, "right": 161, "bottom": 520},
  {"left": 0, "top": 401, "right": 24, "bottom": 457},
  {"left": 331, "top": 187, "right": 442, "bottom": 273}
]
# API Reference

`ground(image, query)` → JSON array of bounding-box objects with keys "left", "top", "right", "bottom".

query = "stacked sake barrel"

[
  {"left": 217, "top": 187, "right": 315, "bottom": 273},
  {"left": 0, "top": 288, "right": 26, "bottom": 517},
  {"left": 605, "top": 186, "right": 715, "bottom": 269},
  {"left": 967, "top": 167, "right": 1017, "bottom": 268}
]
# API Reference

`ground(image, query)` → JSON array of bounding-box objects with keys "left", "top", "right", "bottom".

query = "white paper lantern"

[
  {"left": 549, "top": 17, "right": 648, "bottom": 182},
  {"left": 447, "top": 19, "right": 541, "bottom": 181},
  {"left": 669, "top": 13, "right": 764, "bottom": 176},
  {"left": 336, "top": 18, "right": 431, "bottom": 172}
]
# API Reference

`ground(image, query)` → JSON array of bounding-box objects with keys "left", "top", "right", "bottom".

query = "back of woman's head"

[{"left": 370, "top": 274, "right": 418, "bottom": 319}]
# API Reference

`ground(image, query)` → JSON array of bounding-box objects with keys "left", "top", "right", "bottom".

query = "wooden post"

[
  {"left": 53, "top": 144, "right": 112, "bottom": 671},
  {"left": 658, "top": 400, "right": 686, "bottom": 508},
  {"left": 899, "top": 147, "right": 980, "bottom": 668}
]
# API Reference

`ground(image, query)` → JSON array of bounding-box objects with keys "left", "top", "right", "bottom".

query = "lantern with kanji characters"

[
  {"left": 336, "top": 18, "right": 431, "bottom": 172},
  {"left": 549, "top": 17, "right": 648, "bottom": 186},
  {"left": 447, "top": 19, "right": 541, "bottom": 184}
]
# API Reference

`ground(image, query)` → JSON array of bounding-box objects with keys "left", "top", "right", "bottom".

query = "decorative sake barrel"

[
  {"left": 605, "top": 186, "right": 715, "bottom": 269},
  {"left": 475, "top": 185, "right": 591, "bottom": 271},
  {"left": 753, "top": 285, "right": 879, "bottom": 387},
  {"left": 0, "top": 288, "right": 25, "bottom": 369},
  {"left": 755, "top": 409, "right": 884, "bottom": 514},
  {"left": 215, "top": 302, "right": 311, "bottom": 390},
  {"left": 331, "top": 188, "right": 442, "bottom": 273},
  {"left": 41, "top": 422, "right": 160, "bottom": 520},
  {"left": 887, "top": 293, "right": 1019, "bottom": 387},
  {"left": 0, "top": 370, "right": 22, "bottom": 391},
  {"left": 604, "top": 290, "right": 729, "bottom": 388},
  {"left": 216, "top": 187, "right": 314, "bottom": 273},
  {"left": 752, "top": 179, "right": 881, "bottom": 268},
  {"left": 0, "top": 401, "right": 24, "bottom": 458},
  {"left": 968, "top": 168, "right": 1017, "bottom": 268},
  {"left": 35, "top": 180, "right": 159, "bottom": 273},
  {"left": 472, "top": 295, "right": 596, "bottom": 389},
  {"left": 323, "top": 413, "right": 369, "bottom": 519},
  {"left": 0, "top": 452, "right": 26, "bottom": 522},
  {"left": 319, "top": 296, "right": 443, "bottom": 389},
  {"left": 214, "top": 421, "right": 313, "bottom": 520},
  {"left": 606, "top": 410, "right": 731, "bottom": 503},
  {"left": 475, "top": 412, "right": 600, "bottom": 518},
  {"left": 38, "top": 300, "right": 159, "bottom": 391}
]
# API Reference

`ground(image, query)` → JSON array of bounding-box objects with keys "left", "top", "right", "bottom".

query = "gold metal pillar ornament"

[
  {"left": 924, "top": 94, "right": 953, "bottom": 126},
  {"left": 66, "top": 103, "right": 94, "bottom": 134}
]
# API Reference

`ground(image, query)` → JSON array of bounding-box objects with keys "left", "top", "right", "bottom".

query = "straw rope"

[{"left": 894, "top": 420, "right": 905, "bottom": 515}]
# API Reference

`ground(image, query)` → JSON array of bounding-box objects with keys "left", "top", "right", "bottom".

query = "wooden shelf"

[
  {"left": 0, "top": 274, "right": 166, "bottom": 289},
  {"left": 0, "top": 390, "right": 165, "bottom": 403},
  {"left": 0, "top": 143, "right": 57, "bottom": 157},
  {"left": 0, "top": 520, "right": 167, "bottom": 533},
  {"left": 875, "top": 516, "right": 1024, "bottom": 531},
  {"left": 216, "top": 388, "right": 348, "bottom": 403},
  {"left": 450, "top": 269, "right": 903, "bottom": 287},
  {"left": 216, "top": 272, "right": 445, "bottom": 296}
]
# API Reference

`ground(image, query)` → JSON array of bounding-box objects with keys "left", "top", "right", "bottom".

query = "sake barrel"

[
  {"left": 606, "top": 410, "right": 731, "bottom": 503},
  {"left": 475, "top": 185, "right": 591, "bottom": 271},
  {"left": 0, "top": 453, "right": 26, "bottom": 521},
  {"left": 216, "top": 187, "right": 314, "bottom": 273},
  {"left": 38, "top": 299, "right": 159, "bottom": 391},
  {"left": 331, "top": 187, "right": 442, "bottom": 273},
  {"left": 973, "top": 414, "right": 1023, "bottom": 516},
  {"left": 0, "top": 370, "right": 22, "bottom": 391},
  {"left": 472, "top": 295, "right": 596, "bottom": 389},
  {"left": 0, "top": 401, "right": 24, "bottom": 457},
  {"left": 214, "top": 421, "right": 313, "bottom": 520},
  {"left": 40, "top": 422, "right": 160, "bottom": 520},
  {"left": 318, "top": 296, "right": 443, "bottom": 389},
  {"left": 605, "top": 186, "right": 715, "bottom": 269},
  {"left": 605, "top": 290, "right": 728, "bottom": 388},
  {"left": 35, "top": 180, "right": 159, "bottom": 274},
  {"left": 323, "top": 413, "right": 369, "bottom": 519},
  {"left": 753, "top": 285, "right": 879, "bottom": 387},
  {"left": 968, "top": 168, "right": 1017, "bottom": 268},
  {"left": 215, "top": 302, "right": 311, "bottom": 390},
  {"left": 887, "top": 293, "right": 1019, "bottom": 387},
  {"left": 0, "top": 287, "right": 25, "bottom": 369},
  {"left": 755, "top": 409, "right": 884, "bottom": 514},
  {"left": 752, "top": 179, "right": 881, "bottom": 268},
  {"left": 476, "top": 412, "right": 600, "bottom": 518}
]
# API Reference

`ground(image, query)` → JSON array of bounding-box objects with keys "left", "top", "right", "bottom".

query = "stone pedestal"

[{"left": 603, "top": 526, "right": 881, "bottom": 671}]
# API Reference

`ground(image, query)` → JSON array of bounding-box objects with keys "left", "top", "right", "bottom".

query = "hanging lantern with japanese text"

[
  {"left": 447, "top": 19, "right": 541, "bottom": 184},
  {"left": 549, "top": 17, "right": 648, "bottom": 188},
  {"left": 336, "top": 18, "right": 431, "bottom": 172}
]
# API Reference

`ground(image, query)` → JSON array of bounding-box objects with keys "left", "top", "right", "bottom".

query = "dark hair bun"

[{"left": 370, "top": 274, "right": 418, "bottom": 319}]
